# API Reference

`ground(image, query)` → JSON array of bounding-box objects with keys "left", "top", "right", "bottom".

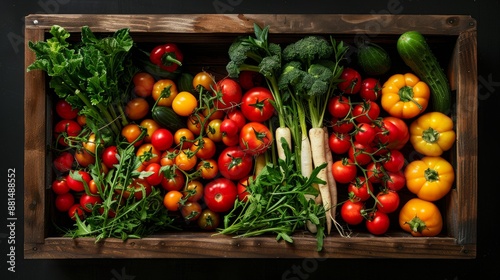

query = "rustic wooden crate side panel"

[
  {"left": 24, "top": 14, "right": 475, "bottom": 35},
  {"left": 24, "top": 28, "right": 48, "bottom": 246},
  {"left": 448, "top": 28, "right": 478, "bottom": 245}
]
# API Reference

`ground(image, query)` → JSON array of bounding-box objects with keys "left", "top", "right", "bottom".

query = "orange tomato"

[
  {"left": 136, "top": 143, "right": 161, "bottom": 167},
  {"left": 172, "top": 91, "right": 198, "bottom": 117},
  {"left": 184, "top": 180, "right": 204, "bottom": 202},
  {"left": 175, "top": 149, "right": 198, "bottom": 171},
  {"left": 192, "top": 71, "right": 216, "bottom": 92},
  {"left": 160, "top": 149, "right": 177, "bottom": 167},
  {"left": 174, "top": 128, "right": 195, "bottom": 149},
  {"left": 74, "top": 148, "right": 95, "bottom": 167},
  {"left": 206, "top": 118, "right": 223, "bottom": 142},
  {"left": 125, "top": 97, "right": 149, "bottom": 121},
  {"left": 190, "top": 137, "right": 216, "bottom": 160},
  {"left": 187, "top": 113, "right": 206, "bottom": 136},
  {"left": 163, "top": 190, "right": 183, "bottom": 211},
  {"left": 152, "top": 79, "right": 178, "bottom": 107},
  {"left": 121, "top": 123, "right": 145, "bottom": 147},
  {"left": 197, "top": 159, "right": 219, "bottom": 180},
  {"left": 140, "top": 118, "right": 160, "bottom": 143}
]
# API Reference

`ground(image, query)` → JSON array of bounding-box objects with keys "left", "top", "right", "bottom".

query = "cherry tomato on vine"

[
  {"left": 328, "top": 132, "right": 351, "bottom": 155},
  {"left": 240, "top": 87, "right": 275, "bottom": 122},
  {"left": 55, "top": 99, "right": 79, "bottom": 120},
  {"left": 365, "top": 211, "right": 390, "bottom": 235},
  {"left": 150, "top": 128, "right": 174, "bottom": 152},
  {"left": 197, "top": 208, "right": 221, "bottom": 231},
  {"left": 347, "top": 176, "right": 374, "bottom": 202},
  {"left": 122, "top": 123, "right": 144, "bottom": 147},
  {"left": 352, "top": 100, "right": 380, "bottom": 124},
  {"left": 328, "top": 95, "right": 351, "bottom": 119},
  {"left": 337, "top": 67, "right": 362, "bottom": 94},
  {"left": 359, "top": 77, "right": 381, "bottom": 101},
  {"left": 237, "top": 176, "right": 252, "bottom": 202},
  {"left": 348, "top": 141, "right": 374, "bottom": 166},
  {"left": 80, "top": 193, "right": 103, "bottom": 212},
  {"left": 214, "top": 78, "right": 242, "bottom": 111},
  {"left": 66, "top": 170, "right": 91, "bottom": 192},
  {"left": 382, "top": 117, "right": 410, "bottom": 150},
  {"left": 225, "top": 108, "right": 247, "bottom": 130},
  {"left": 163, "top": 190, "right": 183, "bottom": 211},
  {"left": 136, "top": 143, "right": 161, "bottom": 168},
  {"left": 239, "top": 122, "right": 273, "bottom": 156},
  {"left": 204, "top": 177, "right": 238, "bottom": 213},
  {"left": 180, "top": 201, "right": 202, "bottom": 222},
  {"left": 55, "top": 192, "right": 75, "bottom": 212},
  {"left": 197, "top": 159, "right": 219, "bottom": 180},
  {"left": 144, "top": 162, "right": 164, "bottom": 186},
  {"left": 152, "top": 79, "right": 178, "bottom": 107},
  {"left": 376, "top": 190, "right": 400, "bottom": 214},
  {"left": 382, "top": 149, "right": 405, "bottom": 172},
  {"left": 190, "top": 137, "right": 216, "bottom": 160},
  {"left": 218, "top": 146, "right": 253, "bottom": 181},
  {"left": 68, "top": 204, "right": 85, "bottom": 221},
  {"left": 102, "top": 145, "right": 119, "bottom": 169},
  {"left": 140, "top": 118, "right": 160, "bottom": 143},
  {"left": 74, "top": 148, "right": 95, "bottom": 167},
  {"left": 125, "top": 97, "right": 149, "bottom": 121},
  {"left": 220, "top": 118, "right": 239, "bottom": 138},
  {"left": 175, "top": 149, "right": 197, "bottom": 171},
  {"left": 54, "top": 119, "right": 82, "bottom": 147},
  {"left": 53, "top": 151, "right": 74, "bottom": 173},
  {"left": 354, "top": 123, "right": 377, "bottom": 145},
  {"left": 174, "top": 128, "right": 195, "bottom": 149},
  {"left": 331, "top": 159, "right": 357, "bottom": 184},
  {"left": 161, "top": 168, "right": 186, "bottom": 192},
  {"left": 52, "top": 178, "right": 70, "bottom": 195},
  {"left": 184, "top": 180, "right": 204, "bottom": 202},
  {"left": 366, "top": 161, "right": 385, "bottom": 184},
  {"left": 192, "top": 71, "right": 216, "bottom": 91},
  {"left": 340, "top": 200, "right": 365, "bottom": 225},
  {"left": 331, "top": 118, "right": 354, "bottom": 134},
  {"left": 172, "top": 91, "right": 198, "bottom": 117},
  {"left": 383, "top": 170, "right": 406, "bottom": 192},
  {"left": 206, "top": 118, "right": 223, "bottom": 142}
]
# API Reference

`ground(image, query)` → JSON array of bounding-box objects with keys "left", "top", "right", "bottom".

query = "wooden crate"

[{"left": 24, "top": 14, "right": 477, "bottom": 259}]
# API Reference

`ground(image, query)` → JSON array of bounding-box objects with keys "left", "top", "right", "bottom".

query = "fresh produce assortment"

[{"left": 27, "top": 23, "right": 456, "bottom": 250}]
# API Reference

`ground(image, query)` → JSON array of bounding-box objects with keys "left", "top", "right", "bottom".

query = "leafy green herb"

[
  {"left": 218, "top": 138, "right": 327, "bottom": 251},
  {"left": 27, "top": 25, "right": 137, "bottom": 139}
]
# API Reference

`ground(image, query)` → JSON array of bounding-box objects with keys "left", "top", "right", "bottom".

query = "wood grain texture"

[{"left": 23, "top": 14, "right": 477, "bottom": 259}]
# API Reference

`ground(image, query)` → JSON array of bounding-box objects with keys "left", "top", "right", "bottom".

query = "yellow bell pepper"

[
  {"left": 404, "top": 156, "right": 455, "bottom": 201},
  {"left": 399, "top": 198, "right": 443, "bottom": 237},
  {"left": 410, "top": 111, "right": 456, "bottom": 156},
  {"left": 381, "top": 73, "right": 430, "bottom": 119}
]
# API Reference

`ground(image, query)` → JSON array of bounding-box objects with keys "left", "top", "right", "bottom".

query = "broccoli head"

[{"left": 282, "top": 36, "right": 334, "bottom": 65}]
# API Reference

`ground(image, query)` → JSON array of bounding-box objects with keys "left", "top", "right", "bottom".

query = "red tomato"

[
  {"left": 238, "top": 70, "right": 264, "bottom": 90},
  {"left": 144, "top": 162, "right": 164, "bottom": 186},
  {"left": 204, "top": 178, "right": 238, "bottom": 213},
  {"left": 331, "top": 118, "right": 355, "bottom": 134},
  {"left": 161, "top": 168, "right": 186, "bottom": 192},
  {"left": 348, "top": 141, "right": 374, "bottom": 166},
  {"left": 365, "top": 211, "right": 390, "bottom": 235},
  {"left": 354, "top": 123, "right": 377, "bottom": 145},
  {"left": 347, "top": 176, "right": 374, "bottom": 202},
  {"left": 327, "top": 95, "right": 351, "bottom": 119},
  {"left": 352, "top": 100, "right": 380, "bottom": 124},
  {"left": 55, "top": 192, "right": 75, "bottom": 212},
  {"left": 102, "top": 145, "right": 119, "bottom": 169},
  {"left": 68, "top": 204, "right": 85, "bottom": 221},
  {"left": 359, "top": 77, "right": 381, "bottom": 101},
  {"left": 79, "top": 193, "right": 103, "bottom": 212},
  {"left": 340, "top": 200, "right": 365, "bottom": 225},
  {"left": 52, "top": 178, "right": 70, "bottom": 195},
  {"left": 382, "top": 117, "right": 410, "bottom": 150},
  {"left": 383, "top": 170, "right": 406, "bottom": 192},
  {"left": 53, "top": 151, "right": 74, "bottom": 173},
  {"left": 328, "top": 132, "right": 351, "bottom": 155},
  {"left": 220, "top": 118, "right": 239, "bottom": 137},
  {"left": 214, "top": 78, "right": 242, "bottom": 110},
  {"left": 331, "top": 159, "right": 357, "bottom": 184},
  {"left": 376, "top": 190, "right": 400, "bottom": 214},
  {"left": 237, "top": 176, "right": 252, "bottom": 202},
  {"left": 337, "top": 67, "right": 362, "bottom": 94},
  {"left": 150, "top": 128, "right": 174, "bottom": 152},
  {"left": 66, "top": 170, "right": 91, "bottom": 192},
  {"left": 54, "top": 119, "right": 82, "bottom": 146},
  {"left": 382, "top": 149, "right": 405, "bottom": 172},
  {"left": 366, "top": 161, "right": 385, "bottom": 184},
  {"left": 222, "top": 133, "right": 240, "bottom": 147},
  {"left": 224, "top": 108, "right": 247, "bottom": 130},
  {"left": 239, "top": 122, "right": 273, "bottom": 156},
  {"left": 218, "top": 146, "right": 253, "bottom": 181},
  {"left": 375, "top": 118, "right": 401, "bottom": 148},
  {"left": 55, "top": 99, "right": 79, "bottom": 120},
  {"left": 122, "top": 178, "right": 152, "bottom": 200},
  {"left": 240, "top": 87, "right": 275, "bottom": 122}
]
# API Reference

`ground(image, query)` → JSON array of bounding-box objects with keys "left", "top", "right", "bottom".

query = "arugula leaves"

[{"left": 219, "top": 138, "right": 327, "bottom": 251}]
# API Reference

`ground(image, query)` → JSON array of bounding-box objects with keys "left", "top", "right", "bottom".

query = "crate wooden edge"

[
  {"left": 24, "top": 233, "right": 476, "bottom": 259},
  {"left": 24, "top": 14, "right": 477, "bottom": 259}
]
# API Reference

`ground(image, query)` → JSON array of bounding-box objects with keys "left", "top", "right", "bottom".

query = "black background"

[{"left": 1, "top": 0, "right": 498, "bottom": 279}]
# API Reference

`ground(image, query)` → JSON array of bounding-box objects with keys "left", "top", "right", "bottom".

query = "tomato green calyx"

[
  {"left": 404, "top": 216, "right": 428, "bottom": 233},
  {"left": 424, "top": 167, "right": 440, "bottom": 182},
  {"left": 398, "top": 86, "right": 423, "bottom": 110},
  {"left": 422, "top": 127, "right": 440, "bottom": 143}
]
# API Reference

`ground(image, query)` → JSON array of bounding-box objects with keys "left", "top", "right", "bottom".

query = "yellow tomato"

[
  {"left": 152, "top": 79, "right": 178, "bottom": 107},
  {"left": 172, "top": 91, "right": 198, "bottom": 117}
]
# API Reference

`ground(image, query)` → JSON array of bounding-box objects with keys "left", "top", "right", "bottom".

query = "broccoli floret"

[
  {"left": 278, "top": 61, "right": 304, "bottom": 90},
  {"left": 282, "top": 36, "right": 334, "bottom": 65},
  {"left": 307, "top": 63, "right": 333, "bottom": 83}
]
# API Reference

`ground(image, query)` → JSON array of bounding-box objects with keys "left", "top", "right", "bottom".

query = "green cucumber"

[
  {"left": 397, "top": 31, "right": 452, "bottom": 114},
  {"left": 177, "top": 72, "right": 195, "bottom": 93},
  {"left": 152, "top": 106, "right": 185, "bottom": 132},
  {"left": 356, "top": 41, "right": 391, "bottom": 76}
]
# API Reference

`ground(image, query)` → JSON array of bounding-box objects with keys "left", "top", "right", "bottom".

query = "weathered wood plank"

[
  {"left": 25, "top": 14, "right": 476, "bottom": 35},
  {"left": 24, "top": 233, "right": 475, "bottom": 259}
]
